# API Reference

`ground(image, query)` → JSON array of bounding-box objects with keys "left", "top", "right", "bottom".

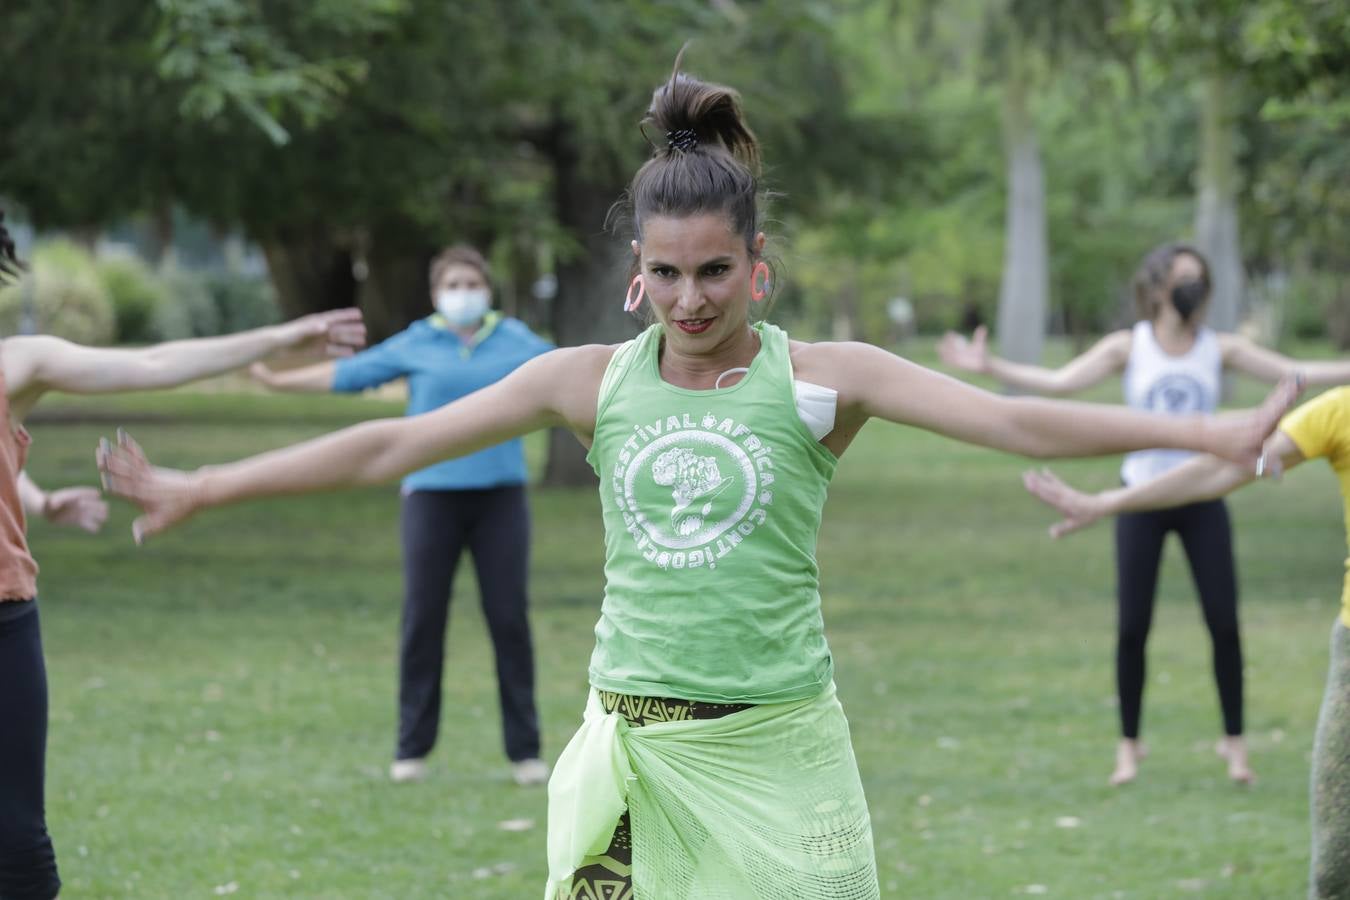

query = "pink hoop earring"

[
  {"left": 750, "top": 261, "right": 771, "bottom": 302},
  {"left": 624, "top": 274, "right": 645, "bottom": 312}
]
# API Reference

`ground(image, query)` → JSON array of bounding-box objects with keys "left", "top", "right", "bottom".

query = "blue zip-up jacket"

[{"left": 332, "top": 313, "right": 554, "bottom": 492}]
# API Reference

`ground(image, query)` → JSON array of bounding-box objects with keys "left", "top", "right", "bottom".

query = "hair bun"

[{"left": 646, "top": 56, "right": 760, "bottom": 173}]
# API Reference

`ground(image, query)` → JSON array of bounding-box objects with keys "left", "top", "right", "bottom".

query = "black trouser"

[
  {"left": 397, "top": 486, "right": 540, "bottom": 763},
  {"left": 0, "top": 601, "right": 60, "bottom": 900},
  {"left": 1114, "top": 498, "right": 1243, "bottom": 739}
]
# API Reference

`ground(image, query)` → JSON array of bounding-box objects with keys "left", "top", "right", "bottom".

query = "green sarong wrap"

[{"left": 545, "top": 681, "right": 879, "bottom": 899}]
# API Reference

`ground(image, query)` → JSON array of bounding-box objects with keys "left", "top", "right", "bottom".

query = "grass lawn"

[{"left": 20, "top": 340, "right": 1347, "bottom": 898}]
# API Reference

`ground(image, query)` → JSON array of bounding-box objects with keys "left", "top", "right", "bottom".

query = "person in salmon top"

[
  {"left": 96, "top": 56, "right": 1299, "bottom": 899},
  {"left": 0, "top": 210, "right": 365, "bottom": 900}
]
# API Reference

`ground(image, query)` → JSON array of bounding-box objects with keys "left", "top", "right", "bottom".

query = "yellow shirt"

[{"left": 1280, "top": 387, "right": 1350, "bottom": 626}]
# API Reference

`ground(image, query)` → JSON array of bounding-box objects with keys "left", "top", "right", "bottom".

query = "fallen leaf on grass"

[{"left": 472, "top": 862, "right": 519, "bottom": 879}]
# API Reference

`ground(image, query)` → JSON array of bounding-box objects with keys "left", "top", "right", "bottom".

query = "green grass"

[{"left": 21, "top": 342, "right": 1347, "bottom": 898}]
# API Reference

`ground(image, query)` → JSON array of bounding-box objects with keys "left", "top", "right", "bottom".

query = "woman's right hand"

[
  {"left": 43, "top": 486, "right": 110, "bottom": 534},
  {"left": 96, "top": 430, "right": 201, "bottom": 544},
  {"left": 1022, "top": 468, "right": 1111, "bottom": 538},
  {"left": 937, "top": 325, "right": 990, "bottom": 374},
  {"left": 248, "top": 362, "right": 278, "bottom": 387}
]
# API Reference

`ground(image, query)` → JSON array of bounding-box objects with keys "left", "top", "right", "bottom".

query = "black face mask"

[{"left": 1170, "top": 279, "right": 1208, "bottom": 321}]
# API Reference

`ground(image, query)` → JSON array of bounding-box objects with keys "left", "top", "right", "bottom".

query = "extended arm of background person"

[
  {"left": 1219, "top": 333, "right": 1350, "bottom": 386},
  {"left": 936, "top": 326, "right": 1131, "bottom": 396},
  {"left": 1022, "top": 431, "right": 1307, "bottom": 538},
  {"left": 16, "top": 471, "right": 108, "bottom": 534},
  {"left": 0, "top": 309, "right": 366, "bottom": 417},
  {"left": 252, "top": 325, "right": 418, "bottom": 395},
  {"left": 249, "top": 359, "right": 338, "bottom": 393},
  {"left": 96, "top": 345, "right": 614, "bottom": 543},
  {"left": 830, "top": 342, "right": 1298, "bottom": 464}
]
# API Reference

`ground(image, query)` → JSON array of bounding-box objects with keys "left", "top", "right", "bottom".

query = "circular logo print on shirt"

[
  {"left": 624, "top": 431, "right": 758, "bottom": 550},
  {"left": 1145, "top": 373, "right": 1208, "bottom": 414}
]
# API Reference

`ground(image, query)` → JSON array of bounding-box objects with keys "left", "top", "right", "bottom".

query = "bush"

[
  {"left": 203, "top": 273, "right": 280, "bottom": 334},
  {"left": 151, "top": 270, "right": 279, "bottom": 340},
  {"left": 0, "top": 241, "right": 116, "bottom": 345},
  {"left": 152, "top": 269, "right": 221, "bottom": 340},
  {"left": 97, "top": 256, "right": 171, "bottom": 343},
  {"left": 1280, "top": 275, "right": 1324, "bottom": 342}
]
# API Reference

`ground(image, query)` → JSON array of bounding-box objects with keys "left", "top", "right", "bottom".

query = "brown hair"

[
  {"left": 1132, "top": 242, "right": 1211, "bottom": 321},
  {"left": 624, "top": 51, "right": 765, "bottom": 266},
  {"left": 429, "top": 245, "right": 491, "bottom": 289},
  {"left": 0, "top": 211, "right": 24, "bottom": 286}
]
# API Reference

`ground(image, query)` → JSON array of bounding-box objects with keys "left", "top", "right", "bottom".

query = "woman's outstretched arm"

[
  {"left": 1220, "top": 333, "right": 1350, "bottom": 386},
  {"left": 249, "top": 360, "right": 339, "bottom": 393},
  {"left": 937, "top": 326, "right": 1131, "bottom": 396},
  {"left": 97, "top": 345, "right": 613, "bottom": 543},
  {"left": 1, "top": 309, "right": 366, "bottom": 416},
  {"left": 1022, "top": 431, "right": 1306, "bottom": 538},
  {"left": 818, "top": 341, "right": 1298, "bottom": 465}
]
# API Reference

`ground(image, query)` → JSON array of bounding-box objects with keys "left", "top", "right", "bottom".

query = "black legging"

[
  {"left": 0, "top": 601, "right": 61, "bottom": 900},
  {"left": 397, "top": 485, "right": 540, "bottom": 763},
  {"left": 1114, "top": 498, "right": 1243, "bottom": 739}
]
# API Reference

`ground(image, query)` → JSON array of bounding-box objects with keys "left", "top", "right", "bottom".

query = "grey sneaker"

[{"left": 511, "top": 758, "right": 550, "bottom": 786}]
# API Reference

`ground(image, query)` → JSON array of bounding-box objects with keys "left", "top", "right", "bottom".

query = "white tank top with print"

[{"left": 1121, "top": 320, "right": 1222, "bottom": 486}]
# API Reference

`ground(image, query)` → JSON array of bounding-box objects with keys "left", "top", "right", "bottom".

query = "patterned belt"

[{"left": 597, "top": 690, "right": 753, "bottom": 728}]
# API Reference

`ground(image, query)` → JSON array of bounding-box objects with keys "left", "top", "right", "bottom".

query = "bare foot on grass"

[
  {"left": 1110, "top": 738, "right": 1147, "bottom": 786},
  {"left": 1215, "top": 736, "right": 1256, "bottom": 785}
]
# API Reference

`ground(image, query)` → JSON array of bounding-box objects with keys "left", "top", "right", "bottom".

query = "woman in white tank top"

[{"left": 940, "top": 242, "right": 1350, "bottom": 786}]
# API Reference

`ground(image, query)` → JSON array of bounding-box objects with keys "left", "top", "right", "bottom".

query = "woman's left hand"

[
  {"left": 1200, "top": 374, "right": 1303, "bottom": 475},
  {"left": 275, "top": 308, "right": 368, "bottom": 360},
  {"left": 96, "top": 430, "right": 201, "bottom": 544}
]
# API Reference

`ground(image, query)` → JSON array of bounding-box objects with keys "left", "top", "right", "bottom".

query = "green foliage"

[
  {"left": 97, "top": 256, "right": 172, "bottom": 343},
  {"left": 145, "top": 269, "right": 281, "bottom": 339},
  {"left": 202, "top": 272, "right": 281, "bottom": 333},
  {"left": 153, "top": 268, "right": 222, "bottom": 339},
  {"left": 1280, "top": 272, "right": 1336, "bottom": 341},
  {"left": 0, "top": 241, "right": 117, "bottom": 344},
  {"left": 153, "top": 0, "right": 399, "bottom": 145},
  {"left": 1, "top": 0, "right": 1345, "bottom": 345}
]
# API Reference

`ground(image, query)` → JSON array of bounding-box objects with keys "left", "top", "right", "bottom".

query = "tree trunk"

[
  {"left": 150, "top": 203, "right": 176, "bottom": 268},
  {"left": 542, "top": 120, "right": 640, "bottom": 487},
  {"left": 259, "top": 233, "right": 358, "bottom": 320},
  {"left": 831, "top": 268, "right": 862, "bottom": 342},
  {"left": 361, "top": 231, "right": 436, "bottom": 343},
  {"left": 995, "top": 41, "right": 1048, "bottom": 369},
  {"left": 1194, "top": 72, "right": 1243, "bottom": 336}
]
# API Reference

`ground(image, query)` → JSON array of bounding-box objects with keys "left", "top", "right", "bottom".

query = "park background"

[{"left": 2, "top": 1, "right": 1348, "bottom": 897}]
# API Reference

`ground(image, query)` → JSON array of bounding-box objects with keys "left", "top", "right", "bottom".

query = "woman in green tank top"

[{"left": 99, "top": 57, "right": 1299, "bottom": 900}]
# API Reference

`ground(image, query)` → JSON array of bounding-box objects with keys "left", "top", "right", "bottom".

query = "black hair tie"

[{"left": 666, "top": 129, "right": 699, "bottom": 153}]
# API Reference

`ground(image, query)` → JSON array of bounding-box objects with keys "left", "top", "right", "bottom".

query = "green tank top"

[{"left": 585, "top": 322, "right": 839, "bottom": 703}]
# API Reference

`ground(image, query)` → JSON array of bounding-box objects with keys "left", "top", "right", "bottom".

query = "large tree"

[{"left": 2, "top": 0, "right": 926, "bottom": 483}]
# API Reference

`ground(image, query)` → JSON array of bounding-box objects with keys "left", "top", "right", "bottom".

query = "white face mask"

[{"left": 434, "top": 288, "right": 490, "bottom": 327}]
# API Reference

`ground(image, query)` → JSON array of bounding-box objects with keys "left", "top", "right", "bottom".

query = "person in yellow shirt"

[{"left": 1023, "top": 385, "right": 1350, "bottom": 899}]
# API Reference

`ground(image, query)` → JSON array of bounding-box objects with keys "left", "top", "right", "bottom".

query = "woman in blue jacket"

[{"left": 252, "top": 245, "right": 553, "bottom": 786}]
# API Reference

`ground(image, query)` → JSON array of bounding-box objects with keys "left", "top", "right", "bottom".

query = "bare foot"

[
  {"left": 1110, "top": 738, "right": 1146, "bottom": 786},
  {"left": 1215, "top": 736, "right": 1256, "bottom": 785}
]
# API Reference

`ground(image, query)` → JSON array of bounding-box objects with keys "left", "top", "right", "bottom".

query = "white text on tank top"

[{"left": 1121, "top": 321, "right": 1221, "bottom": 486}]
